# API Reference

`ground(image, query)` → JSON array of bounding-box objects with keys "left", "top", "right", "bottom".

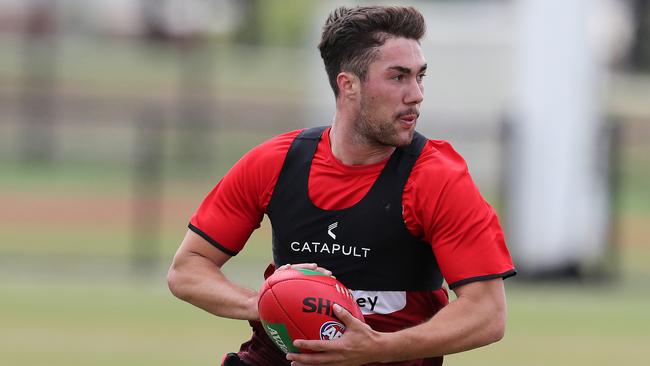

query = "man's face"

[{"left": 355, "top": 37, "right": 426, "bottom": 147}]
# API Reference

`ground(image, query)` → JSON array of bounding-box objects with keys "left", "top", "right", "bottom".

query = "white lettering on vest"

[{"left": 289, "top": 241, "right": 371, "bottom": 258}]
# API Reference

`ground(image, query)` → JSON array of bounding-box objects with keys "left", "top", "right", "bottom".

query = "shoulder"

[
  {"left": 241, "top": 129, "right": 303, "bottom": 165},
  {"left": 213, "top": 128, "right": 304, "bottom": 200},
  {"left": 405, "top": 138, "right": 477, "bottom": 216},
  {"left": 411, "top": 138, "right": 470, "bottom": 184},
  {"left": 225, "top": 128, "right": 303, "bottom": 209},
  {"left": 402, "top": 138, "right": 477, "bottom": 241},
  {"left": 231, "top": 129, "right": 303, "bottom": 179}
]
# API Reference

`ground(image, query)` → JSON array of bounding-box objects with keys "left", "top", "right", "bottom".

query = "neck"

[{"left": 329, "top": 112, "right": 395, "bottom": 166}]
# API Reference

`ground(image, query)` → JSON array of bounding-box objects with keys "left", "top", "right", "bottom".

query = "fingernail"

[{"left": 333, "top": 303, "right": 341, "bottom": 312}]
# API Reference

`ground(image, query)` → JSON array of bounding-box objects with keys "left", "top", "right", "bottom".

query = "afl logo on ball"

[{"left": 319, "top": 321, "right": 345, "bottom": 340}]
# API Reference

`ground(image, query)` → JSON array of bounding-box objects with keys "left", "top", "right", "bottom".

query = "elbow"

[
  {"left": 486, "top": 306, "right": 507, "bottom": 344},
  {"left": 489, "top": 317, "right": 506, "bottom": 344},
  {"left": 167, "top": 265, "right": 189, "bottom": 301}
]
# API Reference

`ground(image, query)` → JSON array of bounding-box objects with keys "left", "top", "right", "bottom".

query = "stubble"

[{"left": 354, "top": 94, "right": 414, "bottom": 148}]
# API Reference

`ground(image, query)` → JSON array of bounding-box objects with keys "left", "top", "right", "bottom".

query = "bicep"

[
  {"left": 173, "top": 229, "right": 233, "bottom": 269},
  {"left": 454, "top": 278, "right": 505, "bottom": 300},
  {"left": 452, "top": 278, "right": 507, "bottom": 322},
  {"left": 188, "top": 136, "right": 289, "bottom": 253}
]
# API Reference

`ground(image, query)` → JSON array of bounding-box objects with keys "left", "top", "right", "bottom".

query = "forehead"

[{"left": 372, "top": 37, "right": 425, "bottom": 70}]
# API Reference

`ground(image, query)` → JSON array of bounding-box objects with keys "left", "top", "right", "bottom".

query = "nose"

[{"left": 404, "top": 79, "right": 424, "bottom": 105}]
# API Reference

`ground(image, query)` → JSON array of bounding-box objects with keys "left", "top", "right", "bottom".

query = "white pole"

[{"left": 509, "top": 0, "right": 610, "bottom": 275}]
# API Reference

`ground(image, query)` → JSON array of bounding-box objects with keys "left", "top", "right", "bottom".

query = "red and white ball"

[{"left": 258, "top": 268, "right": 364, "bottom": 354}]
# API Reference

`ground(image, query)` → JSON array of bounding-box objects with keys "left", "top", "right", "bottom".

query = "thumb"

[{"left": 333, "top": 303, "right": 360, "bottom": 327}]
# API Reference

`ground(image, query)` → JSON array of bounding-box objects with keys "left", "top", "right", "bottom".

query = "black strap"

[{"left": 297, "top": 125, "right": 328, "bottom": 140}]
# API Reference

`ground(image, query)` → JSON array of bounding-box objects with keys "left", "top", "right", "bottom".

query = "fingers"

[
  {"left": 315, "top": 265, "right": 334, "bottom": 277},
  {"left": 291, "top": 305, "right": 364, "bottom": 350},
  {"left": 275, "top": 263, "right": 333, "bottom": 277},
  {"left": 292, "top": 339, "right": 331, "bottom": 352},
  {"left": 275, "top": 263, "right": 293, "bottom": 271},
  {"left": 287, "top": 341, "right": 346, "bottom": 365},
  {"left": 288, "top": 339, "right": 339, "bottom": 365},
  {"left": 287, "top": 349, "right": 344, "bottom": 365},
  {"left": 332, "top": 303, "right": 354, "bottom": 324}
]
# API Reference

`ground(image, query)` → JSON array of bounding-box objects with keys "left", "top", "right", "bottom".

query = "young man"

[{"left": 168, "top": 6, "right": 516, "bottom": 366}]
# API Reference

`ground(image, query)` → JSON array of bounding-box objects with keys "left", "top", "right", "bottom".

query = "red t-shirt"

[
  {"left": 190, "top": 127, "right": 514, "bottom": 289},
  {"left": 193, "top": 127, "right": 514, "bottom": 366}
]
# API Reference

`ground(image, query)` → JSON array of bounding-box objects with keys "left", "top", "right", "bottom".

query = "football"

[{"left": 258, "top": 267, "right": 364, "bottom": 354}]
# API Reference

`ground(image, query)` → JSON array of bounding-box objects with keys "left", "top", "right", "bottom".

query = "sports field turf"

[{"left": 2, "top": 247, "right": 649, "bottom": 366}]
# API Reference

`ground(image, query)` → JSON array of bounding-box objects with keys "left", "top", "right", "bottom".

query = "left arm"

[{"left": 287, "top": 278, "right": 507, "bottom": 366}]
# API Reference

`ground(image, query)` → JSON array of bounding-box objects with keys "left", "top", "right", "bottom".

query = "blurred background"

[{"left": 1, "top": 0, "right": 648, "bottom": 365}]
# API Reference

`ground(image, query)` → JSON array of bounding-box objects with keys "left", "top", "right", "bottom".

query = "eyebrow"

[{"left": 388, "top": 64, "right": 428, "bottom": 74}]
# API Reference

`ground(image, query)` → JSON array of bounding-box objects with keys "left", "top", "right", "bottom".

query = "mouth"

[{"left": 397, "top": 113, "right": 418, "bottom": 127}]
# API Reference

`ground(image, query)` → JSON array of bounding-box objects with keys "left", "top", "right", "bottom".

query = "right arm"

[
  {"left": 167, "top": 229, "right": 334, "bottom": 321},
  {"left": 167, "top": 130, "right": 301, "bottom": 320},
  {"left": 167, "top": 229, "right": 260, "bottom": 320}
]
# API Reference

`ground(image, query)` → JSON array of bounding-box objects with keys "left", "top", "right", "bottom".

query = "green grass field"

[{"left": 2, "top": 249, "right": 649, "bottom": 366}]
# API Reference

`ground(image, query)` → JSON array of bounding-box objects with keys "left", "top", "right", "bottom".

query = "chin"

[
  {"left": 369, "top": 120, "right": 415, "bottom": 147},
  {"left": 395, "top": 130, "right": 414, "bottom": 147},
  {"left": 387, "top": 136, "right": 412, "bottom": 148}
]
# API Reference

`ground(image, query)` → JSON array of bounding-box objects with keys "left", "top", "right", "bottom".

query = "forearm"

[
  {"left": 288, "top": 279, "right": 508, "bottom": 366},
  {"left": 167, "top": 251, "right": 259, "bottom": 320},
  {"left": 378, "top": 279, "right": 506, "bottom": 362}
]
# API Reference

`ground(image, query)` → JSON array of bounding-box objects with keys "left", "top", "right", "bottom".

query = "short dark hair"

[{"left": 318, "top": 6, "right": 426, "bottom": 97}]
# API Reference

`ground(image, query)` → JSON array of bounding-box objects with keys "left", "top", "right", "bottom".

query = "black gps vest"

[{"left": 266, "top": 126, "right": 442, "bottom": 291}]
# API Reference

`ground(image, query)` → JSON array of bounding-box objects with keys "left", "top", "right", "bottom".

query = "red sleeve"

[
  {"left": 188, "top": 130, "right": 301, "bottom": 255},
  {"left": 403, "top": 140, "right": 515, "bottom": 288}
]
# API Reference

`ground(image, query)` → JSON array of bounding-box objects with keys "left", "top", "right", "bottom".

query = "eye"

[
  {"left": 392, "top": 74, "right": 404, "bottom": 81},
  {"left": 416, "top": 73, "right": 426, "bottom": 82}
]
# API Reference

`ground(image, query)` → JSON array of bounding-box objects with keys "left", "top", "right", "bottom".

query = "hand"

[
  {"left": 286, "top": 303, "right": 383, "bottom": 366},
  {"left": 275, "top": 263, "right": 334, "bottom": 277},
  {"left": 255, "top": 263, "right": 333, "bottom": 321}
]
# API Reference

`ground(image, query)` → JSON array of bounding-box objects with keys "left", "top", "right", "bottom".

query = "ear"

[{"left": 336, "top": 71, "right": 360, "bottom": 100}]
